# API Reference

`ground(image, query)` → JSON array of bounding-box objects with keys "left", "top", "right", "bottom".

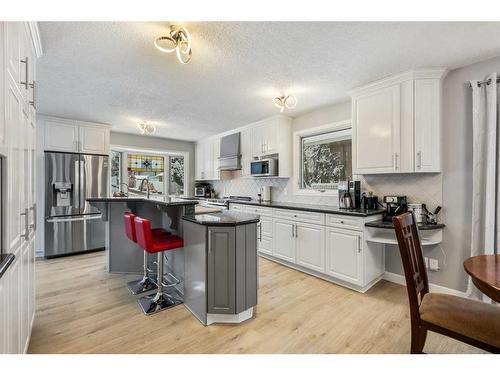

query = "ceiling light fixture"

[
  {"left": 154, "top": 25, "right": 192, "bottom": 64},
  {"left": 137, "top": 121, "right": 156, "bottom": 135},
  {"left": 273, "top": 95, "right": 297, "bottom": 112}
]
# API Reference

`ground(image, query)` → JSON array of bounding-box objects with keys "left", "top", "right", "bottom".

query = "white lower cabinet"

[
  {"left": 257, "top": 215, "right": 273, "bottom": 255},
  {"left": 296, "top": 222, "right": 325, "bottom": 272},
  {"left": 228, "top": 203, "right": 383, "bottom": 292},
  {"left": 325, "top": 227, "right": 363, "bottom": 286},
  {"left": 273, "top": 219, "right": 296, "bottom": 263}
]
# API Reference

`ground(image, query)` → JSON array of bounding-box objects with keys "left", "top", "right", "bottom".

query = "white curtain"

[{"left": 467, "top": 73, "right": 499, "bottom": 300}]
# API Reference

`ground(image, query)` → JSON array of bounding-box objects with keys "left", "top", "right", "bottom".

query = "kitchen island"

[
  {"left": 87, "top": 196, "right": 198, "bottom": 278},
  {"left": 87, "top": 197, "right": 260, "bottom": 325},
  {"left": 183, "top": 211, "right": 260, "bottom": 325}
]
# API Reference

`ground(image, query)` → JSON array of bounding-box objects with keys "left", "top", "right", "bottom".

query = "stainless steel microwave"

[{"left": 250, "top": 158, "right": 278, "bottom": 177}]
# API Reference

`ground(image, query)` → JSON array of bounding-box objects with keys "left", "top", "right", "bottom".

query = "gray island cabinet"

[{"left": 183, "top": 211, "right": 259, "bottom": 325}]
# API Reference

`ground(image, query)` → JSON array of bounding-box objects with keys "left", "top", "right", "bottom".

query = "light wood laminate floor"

[{"left": 28, "top": 252, "right": 483, "bottom": 354}]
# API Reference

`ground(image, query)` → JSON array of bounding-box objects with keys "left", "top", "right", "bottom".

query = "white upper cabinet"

[
  {"left": 195, "top": 137, "right": 220, "bottom": 181},
  {"left": 414, "top": 79, "right": 441, "bottom": 172},
  {"left": 350, "top": 68, "right": 446, "bottom": 174},
  {"left": 44, "top": 119, "right": 79, "bottom": 152},
  {"left": 353, "top": 84, "right": 401, "bottom": 174},
  {"left": 79, "top": 123, "right": 110, "bottom": 154},
  {"left": 42, "top": 116, "right": 110, "bottom": 154},
  {"left": 240, "top": 128, "right": 252, "bottom": 177}
]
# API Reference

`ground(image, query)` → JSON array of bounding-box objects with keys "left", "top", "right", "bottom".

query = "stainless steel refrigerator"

[{"left": 44, "top": 152, "right": 109, "bottom": 258}]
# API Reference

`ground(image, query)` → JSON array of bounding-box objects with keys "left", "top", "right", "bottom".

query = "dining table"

[{"left": 463, "top": 254, "right": 500, "bottom": 303}]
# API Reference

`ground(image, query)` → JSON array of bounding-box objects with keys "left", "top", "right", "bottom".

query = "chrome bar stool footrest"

[
  {"left": 127, "top": 276, "right": 157, "bottom": 295},
  {"left": 138, "top": 288, "right": 183, "bottom": 315}
]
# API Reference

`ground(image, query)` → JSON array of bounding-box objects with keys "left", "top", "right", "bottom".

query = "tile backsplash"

[{"left": 211, "top": 172, "right": 442, "bottom": 209}]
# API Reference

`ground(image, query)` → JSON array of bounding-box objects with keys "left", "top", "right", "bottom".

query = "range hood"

[{"left": 219, "top": 132, "right": 241, "bottom": 171}]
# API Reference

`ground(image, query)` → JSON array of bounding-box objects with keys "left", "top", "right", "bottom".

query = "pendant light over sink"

[{"left": 154, "top": 25, "right": 192, "bottom": 64}]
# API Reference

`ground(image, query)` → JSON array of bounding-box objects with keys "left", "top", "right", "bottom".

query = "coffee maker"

[
  {"left": 383, "top": 195, "right": 408, "bottom": 222},
  {"left": 338, "top": 180, "right": 361, "bottom": 209}
]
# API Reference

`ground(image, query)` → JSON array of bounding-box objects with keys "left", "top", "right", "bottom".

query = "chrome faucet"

[{"left": 144, "top": 177, "right": 150, "bottom": 199}]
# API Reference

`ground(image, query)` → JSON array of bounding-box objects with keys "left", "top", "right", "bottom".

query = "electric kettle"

[{"left": 340, "top": 191, "right": 353, "bottom": 209}]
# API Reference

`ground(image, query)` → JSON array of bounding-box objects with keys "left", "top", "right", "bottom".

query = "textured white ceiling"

[{"left": 37, "top": 22, "right": 500, "bottom": 141}]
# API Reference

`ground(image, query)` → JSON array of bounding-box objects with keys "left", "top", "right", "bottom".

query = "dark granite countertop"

[
  {"left": 0, "top": 253, "right": 15, "bottom": 279},
  {"left": 183, "top": 211, "right": 260, "bottom": 226},
  {"left": 87, "top": 196, "right": 199, "bottom": 207},
  {"left": 228, "top": 200, "right": 385, "bottom": 217},
  {"left": 365, "top": 220, "right": 445, "bottom": 231}
]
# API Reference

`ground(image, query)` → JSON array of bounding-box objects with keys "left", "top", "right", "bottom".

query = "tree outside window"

[{"left": 301, "top": 129, "right": 352, "bottom": 190}]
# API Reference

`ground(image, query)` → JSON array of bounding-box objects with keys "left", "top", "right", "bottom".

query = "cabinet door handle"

[
  {"left": 30, "top": 204, "right": 37, "bottom": 232},
  {"left": 358, "top": 235, "right": 362, "bottom": 253},
  {"left": 20, "top": 208, "right": 29, "bottom": 240},
  {"left": 20, "top": 57, "right": 29, "bottom": 89},
  {"left": 394, "top": 152, "right": 399, "bottom": 170},
  {"left": 258, "top": 223, "right": 262, "bottom": 241},
  {"left": 29, "top": 80, "right": 36, "bottom": 109},
  {"left": 417, "top": 151, "right": 422, "bottom": 169},
  {"left": 295, "top": 224, "right": 298, "bottom": 238},
  {"left": 208, "top": 230, "right": 212, "bottom": 253}
]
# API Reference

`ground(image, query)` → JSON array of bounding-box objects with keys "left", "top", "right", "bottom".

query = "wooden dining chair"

[{"left": 393, "top": 212, "right": 500, "bottom": 354}]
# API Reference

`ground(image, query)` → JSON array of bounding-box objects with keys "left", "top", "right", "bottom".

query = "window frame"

[
  {"left": 292, "top": 120, "right": 352, "bottom": 198},
  {"left": 110, "top": 144, "right": 190, "bottom": 198}
]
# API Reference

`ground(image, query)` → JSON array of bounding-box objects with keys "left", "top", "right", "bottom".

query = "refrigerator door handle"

[
  {"left": 74, "top": 159, "right": 80, "bottom": 210},
  {"left": 80, "top": 156, "right": 86, "bottom": 212},
  {"left": 46, "top": 214, "right": 102, "bottom": 223}
]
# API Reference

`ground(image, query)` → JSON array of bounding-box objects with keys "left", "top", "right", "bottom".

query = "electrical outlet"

[
  {"left": 429, "top": 258, "right": 440, "bottom": 271},
  {"left": 424, "top": 257, "right": 429, "bottom": 269}
]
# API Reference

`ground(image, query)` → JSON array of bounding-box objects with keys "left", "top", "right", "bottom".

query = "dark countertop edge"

[
  {"left": 183, "top": 215, "right": 260, "bottom": 227},
  {"left": 227, "top": 200, "right": 385, "bottom": 217},
  {"left": 86, "top": 198, "right": 199, "bottom": 205},
  {"left": 0, "top": 253, "right": 15, "bottom": 279},
  {"left": 365, "top": 221, "right": 445, "bottom": 231}
]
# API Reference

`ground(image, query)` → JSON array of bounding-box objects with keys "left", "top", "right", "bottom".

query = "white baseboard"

[{"left": 383, "top": 271, "right": 466, "bottom": 297}]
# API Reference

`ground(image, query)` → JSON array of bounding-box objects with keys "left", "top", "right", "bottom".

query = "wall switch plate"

[
  {"left": 429, "top": 258, "right": 439, "bottom": 271},
  {"left": 424, "top": 257, "right": 429, "bottom": 269}
]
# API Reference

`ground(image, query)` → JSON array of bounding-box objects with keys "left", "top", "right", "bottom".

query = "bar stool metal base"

[
  {"left": 127, "top": 276, "right": 157, "bottom": 295},
  {"left": 138, "top": 288, "right": 183, "bottom": 315}
]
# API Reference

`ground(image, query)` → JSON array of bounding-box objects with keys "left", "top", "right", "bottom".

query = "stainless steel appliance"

[
  {"left": 44, "top": 152, "right": 109, "bottom": 258},
  {"left": 338, "top": 180, "right": 361, "bottom": 209},
  {"left": 194, "top": 183, "right": 212, "bottom": 198},
  {"left": 383, "top": 195, "right": 408, "bottom": 222},
  {"left": 219, "top": 132, "right": 241, "bottom": 171},
  {"left": 250, "top": 158, "right": 278, "bottom": 177}
]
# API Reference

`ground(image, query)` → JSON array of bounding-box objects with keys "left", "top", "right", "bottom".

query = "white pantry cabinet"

[
  {"left": 1, "top": 21, "right": 40, "bottom": 354},
  {"left": 350, "top": 68, "right": 446, "bottom": 174},
  {"left": 42, "top": 116, "right": 111, "bottom": 154}
]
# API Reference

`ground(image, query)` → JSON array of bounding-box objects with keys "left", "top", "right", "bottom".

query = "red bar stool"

[
  {"left": 134, "top": 216, "right": 184, "bottom": 315},
  {"left": 123, "top": 212, "right": 171, "bottom": 295}
]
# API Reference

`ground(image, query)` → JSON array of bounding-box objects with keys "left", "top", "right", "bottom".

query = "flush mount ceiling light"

[
  {"left": 154, "top": 25, "right": 192, "bottom": 64},
  {"left": 273, "top": 95, "right": 297, "bottom": 112},
  {"left": 137, "top": 121, "right": 156, "bottom": 135}
]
